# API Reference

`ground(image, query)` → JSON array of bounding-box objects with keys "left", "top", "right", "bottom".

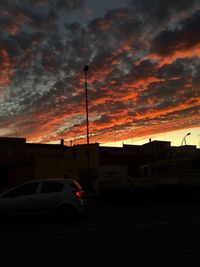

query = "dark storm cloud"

[
  {"left": 193, "top": 65, "right": 200, "bottom": 84},
  {"left": 88, "top": 7, "right": 141, "bottom": 50},
  {"left": 131, "top": 0, "right": 198, "bottom": 23},
  {"left": 94, "top": 114, "right": 112, "bottom": 125},
  {"left": 56, "top": 0, "right": 85, "bottom": 10},
  {"left": 0, "top": 0, "right": 85, "bottom": 34},
  {"left": 88, "top": 8, "right": 133, "bottom": 32},
  {"left": 157, "top": 58, "right": 185, "bottom": 79},
  {"left": 29, "top": 12, "right": 58, "bottom": 29},
  {"left": 129, "top": 55, "right": 200, "bottom": 129},
  {"left": 151, "top": 62, "right": 198, "bottom": 101},
  {"left": 128, "top": 0, "right": 200, "bottom": 59},
  {"left": 0, "top": 15, "right": 13, "bottom": 29},
  {"left": 151, "top": 79, "right": 184, "bottom": 97},
  {"left": 128, "top": 60, "right": 157, "bottom": 81},
  {"left": 0, "top": 0, "right": 87, "bottom": 100},
  {"left": 65, "top": 22, "right": 85, "bottom": 36},
  {"left": 151, "top": 11, "right": 200, "bottom": 56}
]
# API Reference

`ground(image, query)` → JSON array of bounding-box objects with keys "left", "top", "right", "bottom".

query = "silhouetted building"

[
  {"left": 0, "top": 137, "right": 199, "bottom": 192},
  {"left": 0, "top": 137, "right": 27, "bottom": 190}
]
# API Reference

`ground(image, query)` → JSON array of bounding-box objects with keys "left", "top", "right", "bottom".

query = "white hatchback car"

[{"left": 0, "top": 179, "right": 86, "bottom": 220}]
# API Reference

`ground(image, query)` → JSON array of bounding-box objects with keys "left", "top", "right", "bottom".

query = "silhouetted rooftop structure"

[{"left": 142, "top": 140, "right": 171, "bottom": 148}]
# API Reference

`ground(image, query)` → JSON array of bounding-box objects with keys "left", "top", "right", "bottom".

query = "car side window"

[
  {"left": 2, "top": 183, "right": 38, "bottom": 198},
  {"left": 40, "top": 182, "right": 64, "bottom": 194}
]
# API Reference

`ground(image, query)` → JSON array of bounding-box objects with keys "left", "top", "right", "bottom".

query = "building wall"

[
  {"left": 0, "top": 137, "right": 199, "bottom": 193},
  {"left": 0, "top": 137, "right": 27, "bottom": 192},
  {"left": 26, "top": 143, "right": 100, "bottom": 191}
]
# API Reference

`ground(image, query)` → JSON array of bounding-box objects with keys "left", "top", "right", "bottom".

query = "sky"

[{"left": 0, "top": 0, "right": 200, "bottom": 148}]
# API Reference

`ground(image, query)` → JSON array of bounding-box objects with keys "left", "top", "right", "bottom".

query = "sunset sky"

[{"left": 0, "top": 0, "right": 200, "bottom": 147}]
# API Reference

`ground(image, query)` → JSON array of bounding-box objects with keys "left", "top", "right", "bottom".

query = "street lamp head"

[
  {"left": 83, "top": 65, "right": 89, "bottom": 72},
  {"left": 181, "top": 132, "right": 191, "bottom": 146}
]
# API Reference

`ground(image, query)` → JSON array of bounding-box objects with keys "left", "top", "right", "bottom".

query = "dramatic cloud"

[
  {"left": 151, "top": 11, "right": 200, "bottom": 56},
  {"left": 0, "top": 0, "right": 199, "bottom": 145}
]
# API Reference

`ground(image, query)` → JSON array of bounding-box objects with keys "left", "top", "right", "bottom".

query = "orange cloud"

[
  {"left": 112, "top": 40, "right": 135, "bottom": 57},
  {"left": 0, "top": 49, "right": 13, "bottom": 90},
  {"left": 149, "top": 44, "right": 200, "bottom": 67}
]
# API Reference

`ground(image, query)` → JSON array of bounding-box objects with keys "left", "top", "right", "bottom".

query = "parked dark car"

[{"left": 0, "top": 178, "right": 86, "bottom": 220}]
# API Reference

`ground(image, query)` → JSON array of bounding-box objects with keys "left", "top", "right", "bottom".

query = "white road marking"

[
  {"left": 52, "top": 227, "right": 97, "bottom": 235},
  {"left": 136, "top": 221, "right": 176, "bottom": 227}
]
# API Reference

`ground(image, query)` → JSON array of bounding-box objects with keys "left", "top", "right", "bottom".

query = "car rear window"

[
  {"left": 40, "top": 182, "right": 64, "bottom": 193},
  {"left": 70, "top": 180, "right": 82, "bottom": 190}
]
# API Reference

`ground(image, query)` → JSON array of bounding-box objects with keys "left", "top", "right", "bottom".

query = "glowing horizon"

[{"left": 102, "top": 126, "right": 200, "bottom": 148}]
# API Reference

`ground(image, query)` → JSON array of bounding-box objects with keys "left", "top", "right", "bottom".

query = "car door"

[
  {"left": 0, "top": 182, "right": 39, "bottom": 215},
  {"left": 35, "top": 181, "right": 64, "bottom": 214}
]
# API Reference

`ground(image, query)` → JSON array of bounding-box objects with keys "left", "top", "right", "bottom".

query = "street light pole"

[
  {"left": 83, "top": 65, "right": 91, "bottom": 196},
  {"left": 181, "top": 132, "right": 191, "bottom": 146},
  {"left": 83, "top": 65, "right": 90, "bottom": 145}
]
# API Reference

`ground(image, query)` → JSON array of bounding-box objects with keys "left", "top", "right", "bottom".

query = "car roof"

[
  {"left": 28, "top": 178, "right": 75, "bottom": 183},
  {"left": 0, "top": 178, "right": 78, "bottom": 196}
]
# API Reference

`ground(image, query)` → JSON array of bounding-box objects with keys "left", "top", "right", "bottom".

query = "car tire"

[{"left": 57, "top": 204, "right": 78, "bottom": 221}]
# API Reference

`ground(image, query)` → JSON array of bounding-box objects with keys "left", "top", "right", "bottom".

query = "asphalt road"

[{"left": 1, "top": 198, "right": 200, "bottom": 266}]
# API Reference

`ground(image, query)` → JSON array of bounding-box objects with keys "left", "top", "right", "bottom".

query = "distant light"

[{"left": 186, "top": 133, "right": 191, "bottom": 136}]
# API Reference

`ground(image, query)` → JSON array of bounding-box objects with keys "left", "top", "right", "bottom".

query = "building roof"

[{"left": 0, "top": 137, "right": 26, "bottom": 142}]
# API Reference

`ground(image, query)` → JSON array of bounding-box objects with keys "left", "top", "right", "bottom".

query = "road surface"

[{"left": 1, "top": 198, "right": 200, "bottom": 266}]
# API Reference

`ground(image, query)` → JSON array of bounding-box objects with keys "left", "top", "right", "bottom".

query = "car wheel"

[{"left": 58, "top": 205, "right": 77, "bottom": 221}]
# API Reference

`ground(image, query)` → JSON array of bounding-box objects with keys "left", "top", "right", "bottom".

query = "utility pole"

[{"left": 83, "top": 65, "right": 91, "bottom": 196}]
